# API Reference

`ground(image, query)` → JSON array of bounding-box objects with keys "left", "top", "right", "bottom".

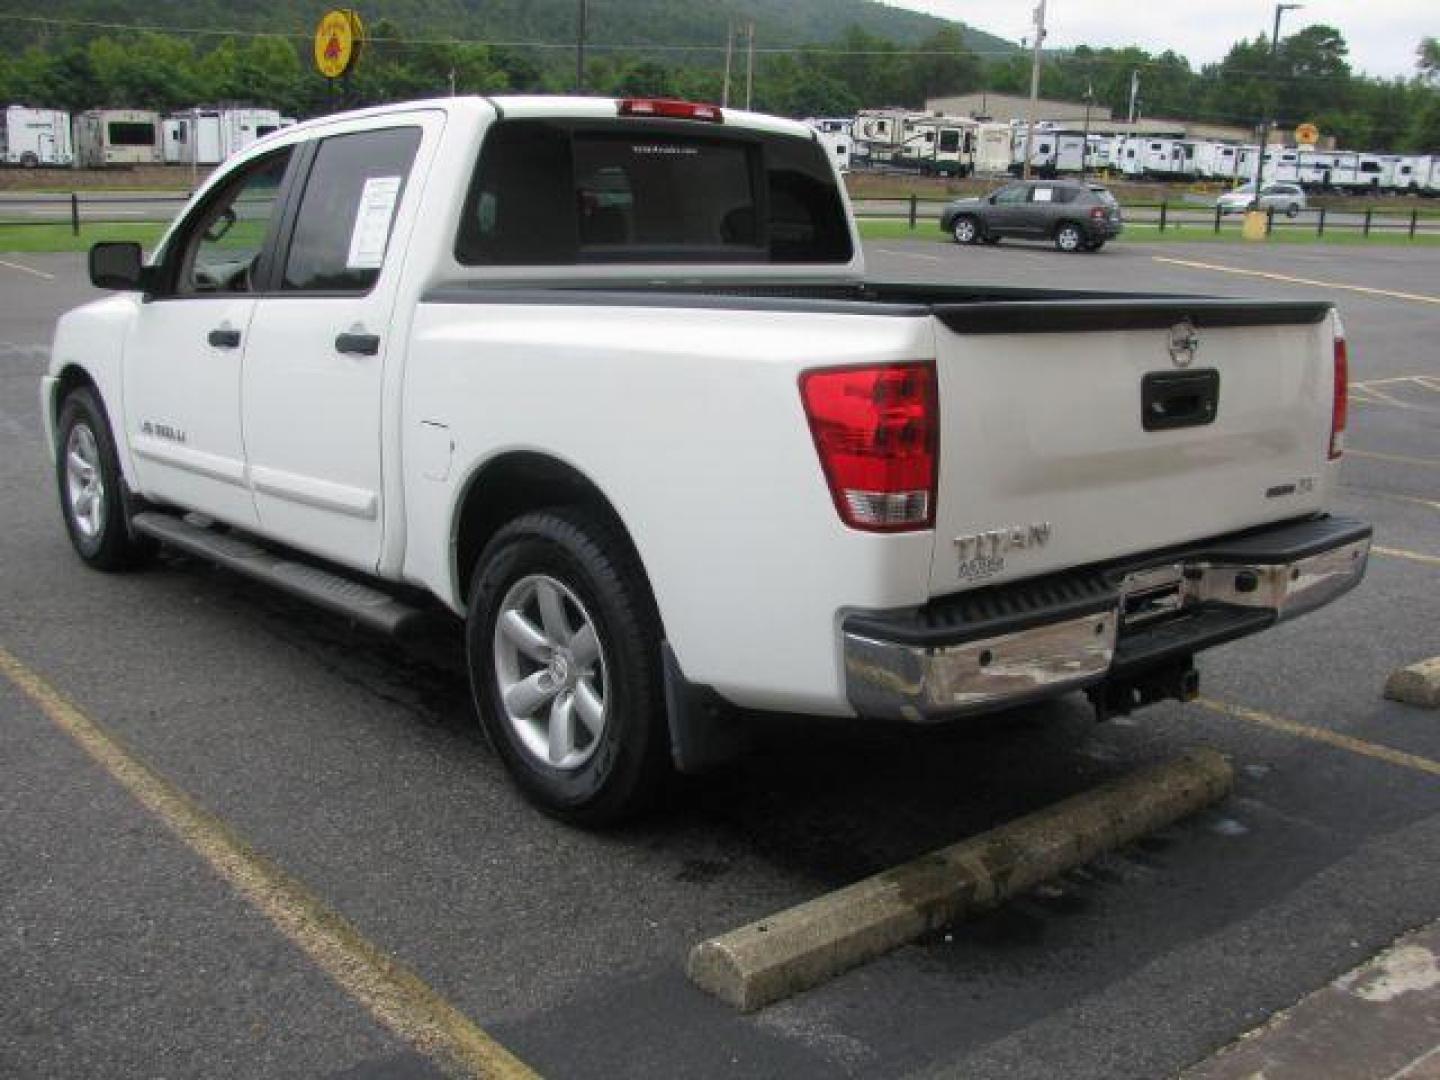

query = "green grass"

[
  {"left": 0, "top": 222, "right": 167, "bottom": 252},
  {"left": 857, "top": 217, "right": 1440, "bottom": 247}
]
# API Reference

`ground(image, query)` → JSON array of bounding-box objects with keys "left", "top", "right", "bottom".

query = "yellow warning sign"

[{"left": 314, "top": 9, "right": 363, "bottom": 80}]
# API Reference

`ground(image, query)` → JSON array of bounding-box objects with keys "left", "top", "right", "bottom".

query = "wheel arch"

[{"left": 449, "top": 450, "right": 658, "bottom": 623}]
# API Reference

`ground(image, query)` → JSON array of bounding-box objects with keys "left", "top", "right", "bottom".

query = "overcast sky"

[{"left": 882, "top": 0, "right": 1434, "bottom": 79}]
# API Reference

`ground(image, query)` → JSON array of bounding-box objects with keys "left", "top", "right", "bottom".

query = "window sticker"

[{"left": 346, "top": 175, "right": 402, "bottom": 270}]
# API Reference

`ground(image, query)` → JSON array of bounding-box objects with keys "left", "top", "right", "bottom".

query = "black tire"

[
  {"left": 465, "top": 508, "right": 669, "bottom": 826},
  {"left": 1081, "top": 239, "right": 1105, "bottom": 252},
  {"left": 951, "top": 215, "right": 981, "bottom": 245},
  {"left": 55, "top": 387, "right": 156, "bottom": 570},
  {"left": 20, "top": 152, "right": 40, "bottom": 169},
  {"left": 1054, "top": 222, "right": 1084, "bottom": 252},
  {"left": 981, "top": 235, "right": 1002, "bottom": 245}
]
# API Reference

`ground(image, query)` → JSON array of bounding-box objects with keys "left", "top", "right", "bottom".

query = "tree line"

[{"left": 1, "top": 22, "right": 1436, "bottom": 152}]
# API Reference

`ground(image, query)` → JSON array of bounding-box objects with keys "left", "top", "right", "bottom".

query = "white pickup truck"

[{"left": 44, "top": 96, "right": 1370, "bottom": 823}]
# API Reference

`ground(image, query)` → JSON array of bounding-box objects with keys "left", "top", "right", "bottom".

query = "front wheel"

[
  {"left": 951, "top": 215, "right": 980, "bottom": 244},
  {"left": 55, "top": 387, "right": 155, "bottom": 570},
  {"left": 1054, "top": 222, "right": 1084, "bottom": 252},
  {"left": 466, "top": 508, "right": 670, "bottom": 826}
]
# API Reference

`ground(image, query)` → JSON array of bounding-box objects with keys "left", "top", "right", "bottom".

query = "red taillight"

[
  {"left": 799, "top": 363, "right": 938, "bottom": 532},
  {"left": 617, "top": 98, "right": 723, "bottom": 123},
  {"left": 1331, "top": 331, "right": 1348, "bottom": 459},
  {"left": 1090, "top": 206, "right": 1105, "bottom": 220}
]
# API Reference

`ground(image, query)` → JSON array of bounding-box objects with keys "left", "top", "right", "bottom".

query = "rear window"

[
  {"left": 456, "top": 119, "right": 852, "bottom": 266},
  {"left": 1087, "top": 185, "right": 1118, "bottom": 205}
]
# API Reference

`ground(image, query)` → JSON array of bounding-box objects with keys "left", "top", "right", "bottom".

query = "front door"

[
  {"left": 242, "top": 120, "right": 431, "bottom": 573},
  {"left": 987, "top": 183, "right": 1031, "bottom": 235},
  {"left": 122, "top": 147, "right": 295, "bottom": 526}
]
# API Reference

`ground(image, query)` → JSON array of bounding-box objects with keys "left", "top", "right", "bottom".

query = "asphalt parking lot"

[{"left": 2, "top": 240, "right": 1437, "bottom": 1078}]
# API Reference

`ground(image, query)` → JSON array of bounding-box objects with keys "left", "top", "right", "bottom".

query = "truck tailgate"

[{"left": 928, "top": 298, "right": 1338, "bottom": 596}]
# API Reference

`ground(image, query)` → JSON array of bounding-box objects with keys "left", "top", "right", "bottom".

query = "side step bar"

[{"left": 131, "top": 511, "right": 425, "bottom": 636}]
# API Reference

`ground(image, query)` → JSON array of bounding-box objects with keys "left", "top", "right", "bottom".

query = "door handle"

[
  {"left": 335, "top": 332, "right": 380, "bottom": 356},
  {"left": 208, "top": 328, "right": 241, "bottom": 349}
]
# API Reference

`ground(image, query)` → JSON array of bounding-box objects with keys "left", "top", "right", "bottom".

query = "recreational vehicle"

[
  {"left": 0, "top": 106, "right": 73, "bottom": 167},
  {"left": 73, "top": 109, "right": 162, "bottom": 167}
]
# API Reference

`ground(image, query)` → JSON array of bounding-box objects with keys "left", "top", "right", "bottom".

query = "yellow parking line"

[
  {"left": 1152, "top": 256, "right": 1440, "bottom": 305},
  {"left": 1349, "top": 449, "right": 1440, "bottom": 469},
  {"left": 1373, "top": 545, "right": 1440, "bottom": 567},
  {"left": 0, "top": 646, "right": 537, "bottom": 1080},
  {"left": 1195, "top": 697, "right": 1440, "bottom": 778}
]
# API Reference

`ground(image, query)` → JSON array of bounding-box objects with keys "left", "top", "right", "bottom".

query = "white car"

[
  {"left": 44, "top": 96, "right": 1369, "bottom": 822},
  {"left": 1218, "top": 182, "right": 1308, "bottom": 216}
]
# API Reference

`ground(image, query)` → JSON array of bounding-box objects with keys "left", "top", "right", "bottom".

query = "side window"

[
  {"left": 282, "top": 126, "right": 422, "bottom": 293},
  {"left": 174, "top": 148, "right": 292, "bottom": 295},
  {"left": 993, "top": 185, "right": 1028, "bottom": 205}
]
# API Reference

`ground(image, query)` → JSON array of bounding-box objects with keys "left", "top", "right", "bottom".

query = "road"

[{"left": 1, "top": 240, "right": 1437, "bottom": 1078}]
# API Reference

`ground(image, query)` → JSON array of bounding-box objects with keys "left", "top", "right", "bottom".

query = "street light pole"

[
  {"left": 1251, "top": 2, "right": 1302, "bottom": 206},
  {"left": 1020, "top": 1, "right": 1046, "bottom": 181}
]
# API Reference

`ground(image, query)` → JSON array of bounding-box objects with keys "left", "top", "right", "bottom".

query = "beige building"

[
  {"left": 925, "top": 92, "right": 1111, "bottom": 123},
  {"left": 925, "top": 93, "right": 1253, "bottom": 143}
]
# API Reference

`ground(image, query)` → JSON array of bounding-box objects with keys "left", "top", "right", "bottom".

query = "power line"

[{"left": 0, "top": 11, "right": 1406, "bottom": 83}]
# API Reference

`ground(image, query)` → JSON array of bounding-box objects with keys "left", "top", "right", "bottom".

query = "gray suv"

[{"left": 940, "top": 180, "right": 1123, "bottom": 252}]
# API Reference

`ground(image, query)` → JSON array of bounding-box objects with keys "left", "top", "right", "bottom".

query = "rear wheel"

[
  {"left": 55, "top": 387, "right": 155, "bottom": 570},
  {"left": 951, "top": 215, "right": 980, "bottom": 244},
  {"left": 1081, "top": 239, "right": 1106, "bottom": 252},
  {"left": 981, "top": 235, "right": 1002, "bottom": 246},
  {"left": 466, "top": 508, "right": 670, "bottom": 826},
  {"left": 1054, "top": 222, "right": 1084, "bottom": 252}
]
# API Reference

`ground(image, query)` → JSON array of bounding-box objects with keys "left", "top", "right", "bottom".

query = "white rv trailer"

[
  {"left": 1296, "top": 150, "right": 1359, "bottom": 190},
  {"left": 1391, "top": 156, "right": 1431, "bottom": 193},
  {"left": 973, "top": 122, "right": 1013, "bottom": 174},
  {"left": 1342, "top": 154, "right": 1396, "bottom": 192},
  {"left": 163, "top": 107, "right": 287, "bottom": 166},
  {"left": 1010, "top": 126, "right": 1085, "bottom": 176},
  {"left": 851, "top": 109, "right": 917, "bottom": 166},
  {"left": 1190, "top": 142, "right": 1247, "bottom": 181},
  {"left": 73, "top": 109, "right": 163, "bottom": 167},
  {"left": 0, "top": 106, "right": 74, "bottom": 167},
  {"left": 893, "top": 116, "right": 977, "bottom": 176}
]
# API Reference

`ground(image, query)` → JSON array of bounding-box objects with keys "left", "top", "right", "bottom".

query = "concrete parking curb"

[
  {"left": 686, "top": 748, "right": 1233, "bottom": 1012},
  {"left": 1385, "top": 657, "right": 1440, "bottom": 709}
]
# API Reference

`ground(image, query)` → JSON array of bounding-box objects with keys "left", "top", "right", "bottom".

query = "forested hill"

[{"left": 2, "top": 0, "right": 1015, "bottom": 54}]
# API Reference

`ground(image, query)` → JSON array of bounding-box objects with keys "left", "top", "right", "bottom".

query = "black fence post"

[
  {"left": 1363, "top": 208, "right": 1372, "bottom": 237},
  {"left": 1410, "top": 209, "right": 1418, "bottom": 240},
  {"left": 1213, "top": 203, "right": 1222, "bottom": 234},
  {"left": 1317, "top": 207, "right": 1326, "bottom": 237},
  {"left": 908, "top": 194, "right": 917, "bottom": 231},
  {"left": 1159, "top": 200, "right": 1168, "bottom": 233},
  {"left": 1265, "top": 206, "right": 1274, "bottom": 236},
  {"left": 70, "top": 193, "right": 80, "bottom": 237}
]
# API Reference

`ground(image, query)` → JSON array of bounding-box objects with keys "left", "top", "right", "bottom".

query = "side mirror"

[{"left": 89, "top": 242, "right": 146, "bottom": 291}]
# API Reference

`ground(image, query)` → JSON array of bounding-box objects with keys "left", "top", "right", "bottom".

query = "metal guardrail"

[{"left": 850, "top": 193, "right": 1440, "bottom": 239}]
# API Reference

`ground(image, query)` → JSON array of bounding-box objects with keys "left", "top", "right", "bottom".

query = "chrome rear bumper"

[{"left": 843, "top": 516, "right": 1371, "bottom": 723}]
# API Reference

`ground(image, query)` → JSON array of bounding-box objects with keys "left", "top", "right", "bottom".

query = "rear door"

[
  {"left": 926, "top": 300, "right": 1337, "bottom": 595},
  {"left": 241, "top": 114, "right": 438, "bottom": 572}
]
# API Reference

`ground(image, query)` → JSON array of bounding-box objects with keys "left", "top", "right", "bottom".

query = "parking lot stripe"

[
  {"left": 0, "top": 645, "right": 538, "bottom": 1080},
  {"left": 1349, "top": 449, "right": 1440, "bottom": 469},
  {"left": 1373, "top": 545, "right": 1440, "bottom": 568},
  {"left": 1151, "top": 256, "right": 1440, "bottom": 305},
  {"left": 0, "top": 258, "right": 55, "bottom": 281},
  {"left": 1195, "top": 697, "right": 1440, "bottom": 778}
]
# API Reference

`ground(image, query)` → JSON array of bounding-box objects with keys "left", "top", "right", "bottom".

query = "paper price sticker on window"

[{"left": 346, "top": 176, "right": 402, "bottom": 270}]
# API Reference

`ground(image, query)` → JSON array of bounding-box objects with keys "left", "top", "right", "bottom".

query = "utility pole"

[
  {"left": 1127, "top": 70, "right": 1139, "bottom": 123},
  {"left": 1081, "top": 80, "right": 1093, "bottom": 179},
  {"left": 1251, "top": 3, "right": 1303, "bottom": 205},
  {"left": 744, "top": 21, "right": 756, "bottom": 111},
  {"left": 576, "top": 0, "right": 588, "bottom": 94},
  {"left": 448, "top": 68, "right": 456, "bottom": 96},
  {"left": 721, "top": 21, "right": 733, "bottom": 107},
  {"left": 1020, "top": 1, "right": 1046, "bottom": 180}
]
